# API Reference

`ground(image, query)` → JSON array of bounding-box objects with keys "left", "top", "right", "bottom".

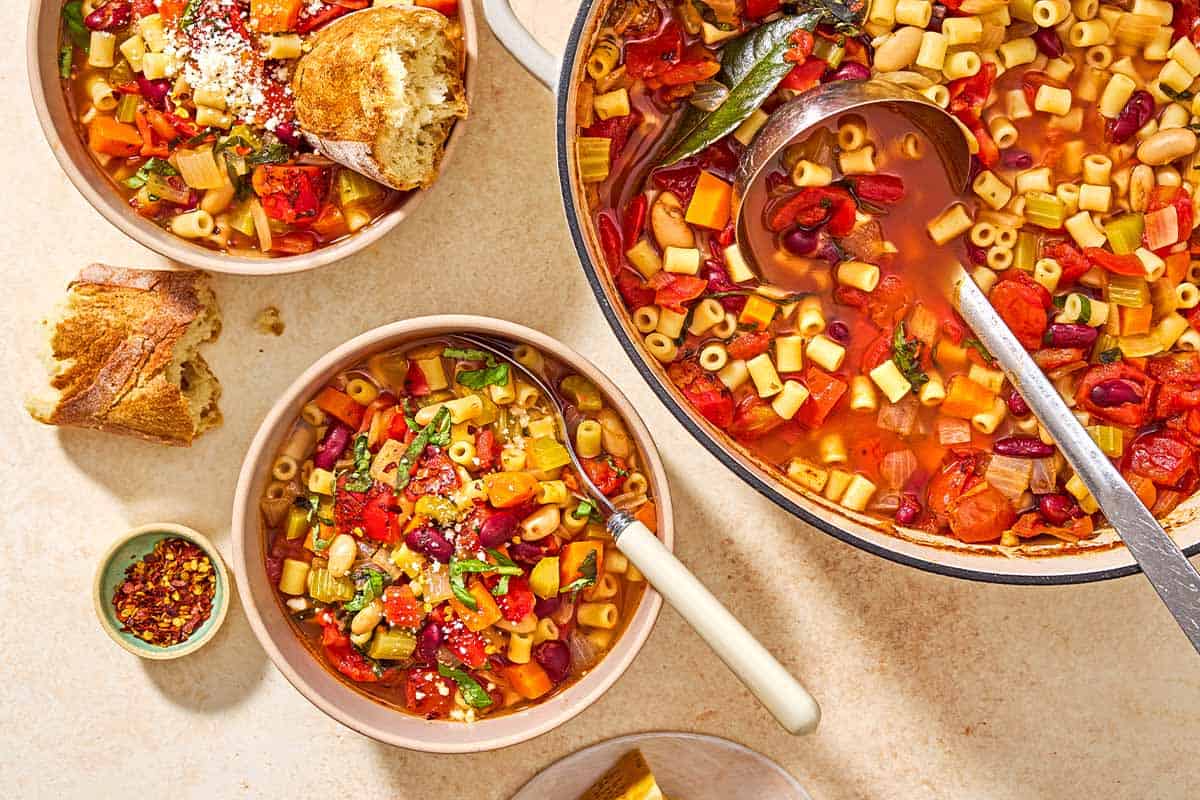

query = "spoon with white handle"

[
  {"left": 731, "top": 79, "right": 1200, "bottom": 653},
  {"left": 455, "top": 334, "right": 821, "bottom": 735}
]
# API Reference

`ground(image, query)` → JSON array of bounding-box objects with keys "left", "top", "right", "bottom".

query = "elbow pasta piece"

[
  {"left": 632, "top": 306, "right": 659, "bottom": 334},
  {"left": 837, "top": 260, "right": 881, "bottom": 292},
  {"left": 623, "top": 471, "right": 649, "bottom": 495},
  {"left": 576, "top": 420, "right": 603, "bottom": 458},
  {"left": 687, "top": 298, "right": 725, "bottom": 335},
  {"left": 699, "top": 343, "right": 728, "bottom": 372},
  {"left": 927, "top": 203, "right": 973, "bottom": 244},
  {"left": 840, "top": 474, "right": 877, "bottom": 512},
  {"left": 718, "top": 359, "right": 749, "bottom": 391},
  {"left": 819, "top": 432, "right": 848, "bottom": 465},
  {"left": 774, "top": 335, "right": 805, "bottom": 373},
  {"left": 806, "top": 334, "right": 846, "bottom": 371},
  {"left": 797, "top": 296, "right": 826, "bottom": 336},
  {"left": 772, "top": 381, "right": 811, "bottom": 421},
  {"left": 655, "top": 307, "right": 687, "bottom": 339},
  {"left": 839, "top": 146, "right": 877, "bottom": 175},
  {"left": 791, "top": 160, "right": 833, "bottom": 186},
  {"left": 869, "top": 360, "right": 913, "bottom": 402},
  {"left": 578, "top": 602, "right": 619, "bottom": 629},
  {"left": 849, "top": 375, "right": 879, "bottom": 412},
  {"left": 746, "top": 353, "right": 783, "bottom": 397}
]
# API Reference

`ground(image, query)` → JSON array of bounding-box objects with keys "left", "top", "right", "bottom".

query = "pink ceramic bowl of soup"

[
  {"left": 231, "top": 316, "right": 672, "bottom": 751},
  {"left": 27, "top": 0, "right": 476, "bottom": 275}
]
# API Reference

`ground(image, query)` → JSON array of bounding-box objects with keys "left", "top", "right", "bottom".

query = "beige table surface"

[{"left": 3, "top": 3, "right": 1198, "bottom": 798}]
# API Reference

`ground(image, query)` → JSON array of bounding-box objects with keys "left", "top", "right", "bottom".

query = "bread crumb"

[{"left": 255, "top": 306, "right": 285, "bottom": 336}]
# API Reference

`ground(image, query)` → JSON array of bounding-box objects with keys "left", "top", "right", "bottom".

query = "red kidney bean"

[
  {"left": 967, "top": 243, "right": 988, "bottom": 265},
  {"left": 895, "top": 495, "right": 922, "bottom": 525},
  {"left": 993, "top": 436, "right": 1056, "bottom": 458},
  {"left": 827, "top": 320, "right": 850, "bottom": 344},
  {"left": 533, "top": 596, "right": 561, "bottom": 618},
  {"left": 826, "top": 62, "right": 871, "bottom": 82},
  {"left": 783, "top": 226, "right": 819, "bottom": 255},
  {"left": 1039, "top": 493, "right": 1080, "bottom": 525},
  {"left": 135, "top": 76, "right": 172, "bottom": 109},
  {"left": 1089, "top": 379, "right": 1142, "bottom": 407},
  {"left": 414, "top": 621, "right": 442, "bottom": 665},
  {"left": 1032, "top": 27, "right": 1064, "bottom": 57},
  {"left": 313, "top": 423, "right": 352, "bottom": 470},
  {"left": 1000, "top": 148, "right": 1034, "bottom": 170},
  {"left": 1105, "top": 90, "right": 1155, "bottom": 144},
  {"left": 273, "top": 120, "right": 302, "bottom": 149},
  {"left": 814, "top": 238, "right": 841, "bottom": 265},
  {"left": 85, "top": 0, "right": 131, "bottom": 30},
  {"left": 405, "top": 527, "right": 453, "bottom": 563},
  {"left": 1046, "top": 322, "right": 1099, "bottom": 348},
  {"left": 509, "top": 542, "right": 546, "bottom": 567},
  {"left": 478, "top": 510, "right": 520, "bottom": 548},
  {"left": 533, "top": 641, "right": 571, "bottom": 683},
  {"left": 927, "top": 4, "right": 946, "bottom": 30},
  {"left": 1006, "top": 390, "right": 1031, "bottom": 417}
]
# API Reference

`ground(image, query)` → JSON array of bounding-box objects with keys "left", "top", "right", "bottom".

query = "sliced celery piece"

[
  {"left": 368, "top": 628, "right": 416, "bottom": 661},
  {"left": 1107, "top": 274, "right": 1150, "bottom": 308},
  {"left": 1014, "top": 231, "right": 1038, "bottom": 272},
  {"left": 335, "top": 169, "right": 383, "bottom": 208},
  {"left": 1024, "top": 192, "right": 1067, "bottom": 230},
  {"left": 1086, "top": 425, "right": 1125, "bottom": 457},
  {"left": 578, "top": 137, "right": 611, "bottom": 183},
  {"left": 1104, "top": 213, "right": 1144, "bottom": 255},
  {"left": 307, "top": 568, "right": 355, "bottom": 603}
]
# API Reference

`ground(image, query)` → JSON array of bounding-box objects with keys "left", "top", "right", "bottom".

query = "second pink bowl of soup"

[{"left": 231, "top": 315, "right": 671, "bottom": 751}]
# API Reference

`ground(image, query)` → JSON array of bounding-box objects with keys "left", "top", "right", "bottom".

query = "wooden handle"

[{"left": 611, "top": 515, "right": 821, "bottom": 735}]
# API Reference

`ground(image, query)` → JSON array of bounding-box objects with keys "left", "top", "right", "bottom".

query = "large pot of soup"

[{"left": 483, "top": 0, "right": 1200, "bottom": 582}]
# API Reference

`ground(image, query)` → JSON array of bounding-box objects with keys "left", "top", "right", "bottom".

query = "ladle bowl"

[{"left": 731, "top": 79, "right": 974, "bottom": 277}]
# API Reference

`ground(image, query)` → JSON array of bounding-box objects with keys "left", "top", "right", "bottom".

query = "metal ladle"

[{"left": 732, "top": 80, "right": 1200, "bottom": 653}]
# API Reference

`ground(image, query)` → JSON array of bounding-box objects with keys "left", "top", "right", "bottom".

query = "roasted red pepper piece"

[
  {"left": 1083, "top": 247, "right": 1144, "bottom": 276},
  {"left": 491, "top": 575, "right": 536, "bottom": 622},
  {"left": 597, "top": 211, "right": 624, "bottom": 274},
  {"left": 795, "top": 367, "right": 848, "bottom": 428},
  {"left": 252, "top": 165, "right": 329, "bottom": 225},
  {"left": 989, "top": 271, "right": 1051, "bottom": 349},
  {"left": 319, "top": 614, "right": 383, "bottom": 683},
  {"left": 766, "top": 187, "right": 855, "bottom": 234},
  {"left": 622, "top": 194, "right": 648, "bottom": 244},
  {"left": 406, "top": 668, "right": 455, "bottom": 717},
  {"left": 1126, "top": 430, "right": 1195, "bottom": 486},
  {"left": 405, "top": 360, "right": 430, "bottom": 396},
  {"left": 728, "top": 394, "right": 785, "bottom": 440},
  {"left": 779, "top": 58, "right": 826, "bottom": 91},
  {"left": 580, "top": 455, "right": 629, "bottom": 495},
  {"left": 404, "top": 448, "right": 460, "bottom": 500},
  {"left": 615, "top": 269, "right": 656, "bottom": 308},
  {"left": 726, "top": 331, "right": 773, "bottom": 360},
  {"left": 382, "top": 584, "right": 424, "bottom": 628},
  {"left": 623, "top": 20, "right": 683, "bottom": 80},
  {"left": 1146, "top": 185, "right": 1194, "bottom": 250},
  {"left": 745, "top": 0, "right": 782, "bottom": 18},
  {"left": 649, "top": 272, "right": 707, "bottom": 312},
  {"left": 1041, "top": 240, "right": 1091, "bottom": 284},
  {"left": 668, "top": 359, "right": 734, "bottom": 428}
]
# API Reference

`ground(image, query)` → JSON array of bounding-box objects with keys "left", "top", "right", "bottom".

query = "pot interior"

[{"left": 554, "top": 0, "right": 1200, "bottom": 583}]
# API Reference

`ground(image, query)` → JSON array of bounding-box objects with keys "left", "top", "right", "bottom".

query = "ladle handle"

[
  {"left": 955, "top": 276, "right": 1200, "bottom": 652},
  {"left": 609, "top": 513, "right": 821, "bottom": 734}
]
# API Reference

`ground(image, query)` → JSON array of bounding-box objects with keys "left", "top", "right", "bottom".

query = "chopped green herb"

[
  {"left": 1099, "top": 347, "right": 1122, "bottom": 364},
  {"left": 122, "top": 158, "right": 179, "bottom": 189},
  {"left": 603, "top": 454, "right": 629, "bottom": 477},
  {"left": 449, "top": 556, "right": 523, "bottom": 610},
  {"left": 486, "top": 549, "right": 520, "bottom": 596},
  {"left": 59, "top": 44, "right": 73, "bottom": 79},
  {"left": 572, "top": 498, "right": 598, "bottom": 520},
  {"left": 891, "top": 322, "right": 930, "bottom": 393},
  {"left": 343, "top": 568, "right": 387, "bottom": 612},
  {"left": 437, "top": 663, "right": 493, "bottom": 708},
  {"left": 442, "top": 347, "right": 491, "bottom": 361},
  {"left": 180, "top": 0, "right": 204, "bottom": 28},
  {"left": 457, "top": 363, "right": 510, "bottom": 390},
  {"left": 341, "top": 433, "right": 374, "bottom": 492},
  {"left": 61, "top": 1, "right": 90, "bottom": 51},
  {"left": 428, "top": 406, "right": 453, "bottom": 447},
  {"left": 963, "top": 338, "right": 994, "bottom": 364},
  {"left": 244, "top": 140, "right": 292, "bottom": 166},
  {"left": 563, "top": 550, "right": 599, "bottom": 594},
  {"left": 394, "top": 406, "right": 451, "bottom": 492}
]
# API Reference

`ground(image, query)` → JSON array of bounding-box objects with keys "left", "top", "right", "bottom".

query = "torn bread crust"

[
  {"left": 26, "top": 265, "right": 222, "bottom": 446},
  {"left": 292, "top": 6, "right": 468, "bottom": 191}
]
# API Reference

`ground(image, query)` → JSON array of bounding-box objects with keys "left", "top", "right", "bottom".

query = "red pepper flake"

[{"left": 111, "top": 538, "right": 216, "bottom": 647}]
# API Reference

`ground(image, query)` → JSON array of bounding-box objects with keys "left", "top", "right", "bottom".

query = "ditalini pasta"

[
  {"left": 578, "top": 0, "right": 1200, "bottom": 546},
  {"left": 260, "top": 340, "right": 658, "bottom": 720}
]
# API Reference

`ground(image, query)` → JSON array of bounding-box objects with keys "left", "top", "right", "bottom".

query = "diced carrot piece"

[
  {"left": 1126, "top": 472, "right": 1157, "bottom": 510},
  {"left": 158, "top": 0, "right": 187, "bottom": 22},
  {"left": 1165, "top": 251, "right": 1190, "bottom": 285},
  {"left": 315, "top": 386, "right": 365, "bottom": 428},
  {"left": 738, "top": 294, "right": 777, "bottom": 330},
  {"left": 560, "top": 540, "right": 605, "bottom": 587},
  {"left": 684, "top": 171, "right": 732, "bottom": 230},
  {"left": 250, "top": 0, "right": 303, "bottom": 31},
  {"left": 941, "top": 375, "right": 994, "bottom": 419},
  {"left": 502, "top": 662, "right": 554, "bottom": 700},
  {"left": 1120, "top": 304, "right": 1153, "bottom": 336},
  {"left": 633, "top": 500, "right": 658, "bottom": 533},
  {"left": 88, "top": 116, "right": 143, "bottom": 157},
  {"left": 449, "top": 581, "right": 503, "bottom": 632},
  {"left": 482, "top": 471, "right": 538, "bottom": 508}
]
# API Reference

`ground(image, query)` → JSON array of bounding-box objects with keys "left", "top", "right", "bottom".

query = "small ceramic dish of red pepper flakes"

[{"left": 93, "top": 523, "right": 230, "bottom": 660}]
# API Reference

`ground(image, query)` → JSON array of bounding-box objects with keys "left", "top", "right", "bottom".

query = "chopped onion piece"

[
  {"left": 985, "top": 455, "right": 1034, "bottom": 501},
  {"left": 1029, "top": 457, "right": 1059, "bottom": 494},
  {"left": 567, "top": 630, "right": 599, "bottom": 669},
  {"left": 881, "top": 449, "right": 918, "bottom": 489},
  {"left": 249, "top": 197, "right": 273, "bottom": 252},
  {"left": 937, "top": 416, "right": 972, "bottom": 445},
  {"left": 877, "top": 396, "right": 919, "bottom": 436}
]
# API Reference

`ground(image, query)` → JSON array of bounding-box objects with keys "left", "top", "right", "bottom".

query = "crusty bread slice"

[
  {"left": 26, "top": 265, "right": 222, "bottom": 446},
  {"left": 292, "top": 6, "right": 468, "bottom": 191}
]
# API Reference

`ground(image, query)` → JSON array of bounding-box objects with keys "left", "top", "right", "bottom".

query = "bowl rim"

[
  {"left": 230, "top": 314, "right": 672, "bottom": 752},
  {"left": 92, "top": 522, "right": 231, "bottom": 660},
  {"left": 551, "top": 0, "right": 1200, "bottom": 586},
  {"left": 25, "top": 0, "right": 478, "bottom": 276}
]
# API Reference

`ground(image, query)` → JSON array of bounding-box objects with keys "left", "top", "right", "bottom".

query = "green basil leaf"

[
  {"left": 437, "top": 664, "right": 494, "bottom": 708},
  {"left": 394, "top": 406, "right": 450, "bottom": 492},
  {"left": 890, "top": 321, "right": 929, "bottom": 393},
  {"left": 180, "top": 0, "right": 204, "bottom": 28},
  {"left": 59, "top": 44, "right": 73, "bottom": 79},
  {"left": 122, "top": 158, "right": 179, "bottom": 189},
  {"left": 443, "top": 347, "right": 492, "bottom": 362},
  {"left": 62, "top": 1, "right": 90, "bottom": 50},
  {"left": 342, "top": 433, "right": 374, "bottom": 492},
  {"left": 457, "top": 363, "right": 510, "bottom": 390},
  {"left": 659, "top": 11, "right": 824, "bottom": 165},
  {"left": 343, "top": 569, "right": 387, "bottom": 612},
  {"left": 563, "top": 550, "right": 599, "bottom": 594}
]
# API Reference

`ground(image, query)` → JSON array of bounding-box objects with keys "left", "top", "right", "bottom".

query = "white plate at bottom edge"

[{"left": 511, "top": 732, "right": 811, "bottom": 800}]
